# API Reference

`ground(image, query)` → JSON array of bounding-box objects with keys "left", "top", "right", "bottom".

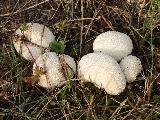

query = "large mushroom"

[
  {"left": 78, "top": 53, "right": 126, "bottom": 95},
  {"left": 33, "top": 52, "right": 76, "bottom": 88},
  {"left": 93, "top": 31, "right": 133, "bottom": 61},
  {"left": 13, "top": 23, "right": 55, "bottom": 61}
]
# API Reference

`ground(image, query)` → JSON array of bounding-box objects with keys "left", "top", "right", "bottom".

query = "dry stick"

[
  {"left": 58, "top": 54, "right": 74, "bottom": 87},
  {"left": 71, "top": 0, "right": 74, "bottom": 19},
  {"left": 122, "top": 109, "right": 134, "bottom": 120},
  {"left": 110, "top": 98, "right": 128, "bottom": 120},
  {"left": 144, "top": 80, "right": 155, "bottom": 101},
  {"left": 40, "top": 54, "right": 51, "bottom": 88},
  {"left": 59, "top": 55, "right": 70, "bottom": 81},
  {"left": 75, "top": 0, "right": 80, "bottom": 9},
  {"left": 145, "top": 104, "right": 158, "bottom": 119},
  {"left": 11, "top": 0, "right": 20, "bottom": 14},
  {"left": 0, "top": 0, "right": 20, "bottom": 27},
  {"left": 122, "top": 97, "right": 141, "bottom": 120},
  {"left": 0, "top": 0, "right": 49, "bottom": 17},
  {"left": 66, "top": 102, "right": 74, "bottom": 120},
  {"left": 83, "top": 25, "right": 99, "bottom": 34},
  {"left": 138, "top": 0, "right": 146, "bottom": 27},
  {"left": 83, "top": 94, "right": 99, "bottom": 120},
  {"left": 69, "top": 17, "right": 100, "bottom": 22},
  {"left": 57, "top": 109, "right": 85, "bottom": 120},
  {"left": 130, "top": 26, "right": 144, "bottom": 38},
  {"left": 25, "top": 42, "right": 37, "bottom": 61},
  {"left": 84, "top": 7, "right": 102, "bottom": 39},
  {"left": 40, "top": 25, "right": 45, "bottom": 49},
  {"left": 101, "top": 15, "right": 115, "bottom": 31},
  {"left": 138, "top": 0, "right": 150, "bottom": 27},
  {"left": 79, "top": 0, "right": 84, "bottom": 60},
  {"left": 61, "top": 101, "right": 68, "bottom": 120},
  {"left": 89, "top": 95, "right": 99, "bottom": 120},
  {"left": 15, "top": 0, "right": 33, "bottom": 16},
  {"left": 49, "top": 2, "right": 62, "bottom": 21}
]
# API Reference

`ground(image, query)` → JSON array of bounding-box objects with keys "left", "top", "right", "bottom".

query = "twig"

[
  {"left": 101, "top": 14, "right": 115, "bottom": 31},
  {"left": 110, "top": 98, "right": 128, "bottom": 120},
  {"left": 0, "top": 0, "right": 49, "bottom": 17},
  {"left": 84, "top": 6, "right": 102, "bottom": 39},
  {"left": 79, "top": 0, "right": 84, "bottom": 60}
]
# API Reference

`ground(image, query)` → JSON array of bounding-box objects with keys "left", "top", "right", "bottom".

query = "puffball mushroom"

[
  {"left": 13, "top": 23, "right": 55, "bottom": 61},
  {"left": 78, "top": 53, "right": 126, "bottom": 95},
  {"left": 120, "top": 55, "right": 142, "bottom": 83},
  {"left": 93, "top": 31, "right": 133, "bottom": 61},
  {"left": 33, "top": 52, "right": 76, "bottom": 88}
]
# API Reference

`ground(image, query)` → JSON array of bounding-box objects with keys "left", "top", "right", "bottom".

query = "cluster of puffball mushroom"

[{"left": 13, "top": 23, "right": 142, "bottom": 95}]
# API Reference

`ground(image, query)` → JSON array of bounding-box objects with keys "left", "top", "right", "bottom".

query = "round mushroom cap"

[
  {"left": 33, "top": 52, "right": 76, "bottom": 88},
  {"left": 120, "top": 55, "right": 142, "bottom": 83},
  {"left": 78, "top": 53, "right": 126, "bottom": 95},
  {"left": 13, "top": 23, "right": 55, "bottom": 61},
  {"left": 93, "top": 31, "right": 133, "bottom": 61}
]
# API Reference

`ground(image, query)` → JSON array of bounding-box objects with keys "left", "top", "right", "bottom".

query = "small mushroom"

[
  {"left": 120, "top": 55, "right": 142, "bottom": 83},
  {"left": 78, "top": 53, "right": 126, "bottom": 95},
  {"left": 33, "top": 52, "right": 76, "bottom": 88},
  {"left": 13, "top": 23, "right": 55, "bottom": 61},
  {"left": 93, "top": 31, "right": 133, "bottom": 61}
]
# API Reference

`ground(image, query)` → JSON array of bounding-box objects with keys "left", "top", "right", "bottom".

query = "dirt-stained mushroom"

[
  {"left": 13, "top": 23, "right": 55, "bottom": 61},
  {"left": 33, "top": 52, "right": 76, "bottom": 88}
]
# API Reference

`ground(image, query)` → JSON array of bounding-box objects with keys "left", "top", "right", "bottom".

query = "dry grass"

[{"left": 0, "top": 0, "right": 160, "bottom": 119}]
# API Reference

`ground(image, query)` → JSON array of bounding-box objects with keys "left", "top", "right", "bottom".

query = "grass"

[{"left": 0, "top": 0, "right": 160, "bottom": 119}]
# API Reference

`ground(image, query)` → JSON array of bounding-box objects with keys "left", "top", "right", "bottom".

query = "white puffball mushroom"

[
  {"left": 120, "top": 55, "right": 142, "bottom": 83},
  {"left": 78, "top": 53, "right": 126, "bottom": 95},
  {"left": 33, "top": 52, "right": 76, "bottom": 88},
  {"left": 13, "top": 23, "right": 55, "bottom": 61},
  {"left": 93, "top": 31, "right": 133, "bottom": 61}
]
